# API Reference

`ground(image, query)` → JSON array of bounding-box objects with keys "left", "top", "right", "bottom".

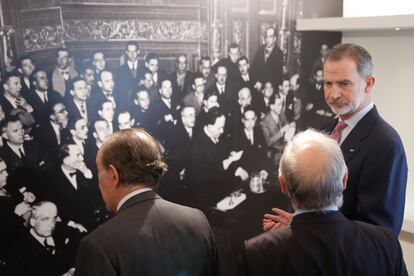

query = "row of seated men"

[{"left": 0, "top": 37, "right": 333, "bottom": 274}]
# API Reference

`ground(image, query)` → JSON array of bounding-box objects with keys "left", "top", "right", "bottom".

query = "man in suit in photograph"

[
  {"left": 26, "top": 69, "right": 62, "bottom": 126},
  {"left": 17, "top": 55, "right": 36, "bottom": 97},
  {"left": 75, "top": 128, "right": 219, "bottom": 276},
  {"left": 9, "top": 201, "right": 79, "bottom": 276},
  {"left": 0, "top": 115, "right": 49, "bottom": 173},
  {"left": 251, "top": 26, "right": 284, "bottom": 91},
  {"left": 183, "top": 73, "right": 205, "bottom": 115},
  {"left": 52, "top": 144, "right": 94, "bottom": 230},
  {"left": 115, "top": 41, "right": 142, "bottom": 109},
  {"left": 239, "top": 129, "right": 407, "bottom": 276},
  {"left": 33, "top": 102, "right": 70, "bottom": 166},
  {"left": 0, "top": 72, "right": 33, "bottom": 116},
  {"left": 50, "top": 48, "right": 78, "bottom": 98},
  {"left": 263, "top": 43, "right": 408, "bottom": 236},
  {"left": 169, "top": 54, "right": 194, "bottom": 101}
]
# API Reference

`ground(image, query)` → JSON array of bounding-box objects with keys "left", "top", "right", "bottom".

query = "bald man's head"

[{"left": 279, "top": 129, "right": 347, "bottom": 210}]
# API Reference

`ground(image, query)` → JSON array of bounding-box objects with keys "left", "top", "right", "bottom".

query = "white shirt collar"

[
  {"left": 294, "top": 205, "right": 338, "bottom": 217},
  {"left": 127, "top": 60, "right": 138, "bottom": 71},
  {"left": 117, "top": 187, "right": 152, "bottom": 212},
  {"left": 7, "top": 141, "right": 24, "bottom": 158},
  {"left": 30, "top": 228, "right": 55, "bottom": 247}
]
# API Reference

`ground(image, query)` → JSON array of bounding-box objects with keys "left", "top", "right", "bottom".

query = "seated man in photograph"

[
  {"left": 17, "top": 55, "right": 36, "bottom": 97},
  {"left": 238, "top": 130, "right": 407, "bottom": 276},
  {"left": 0, "top": 115, "right": 50, "bottom": 173},
  {"left": 129, "top": 87, "right": 151, "bottom": 129},
  {"left": 117, "top": 111, "right": 135, "bottom": 130},
  {"left": 75, "top": 128, "right": 219, "bottom": 276},
  {"left": 0, "top": 72, "right": 33, "bottom": 116},
  {"left": 186, "top": 107, "right": 247, "bottom": 209},
  {"left": 9, "top": 201, "right": 79, "bottom": 276},
  {"left": 183, "top": 73, "right": 205, "bottom": 115}
]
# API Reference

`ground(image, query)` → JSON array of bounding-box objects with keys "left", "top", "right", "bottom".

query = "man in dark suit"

[
  {"left": 17, "top": 56, "right": 36, "bottom": 98},
  {"left": 26, "top": 69, "right": 62, "bottom": 126},
  {"left": 148, "top": 79, "right": 180, "bottom": 143},
  {"left": 128, "top": 87, "right": 152, "bottom": 129},
  {"left": 0, "top": 115, "right": 49, "bottom": 173},
  {"left": 33, "top": 102, "right": 70, "bottom": 167},
  {"left": 9, "top": 201, "right": 79, "bottom": 276},
  {"left": 52, "top": 144, "right": 94, "bottom": 230},
  {"left": 144, "top": 53, "right": 168, "bottom": 88},
  {"left": 186, "top": 107, "right": 247, "bottom": 209},
  {"left": 251, "top": 26, "right": 284, "bottom": 91},
  {"left": 182, "top": 73, "right": 205, "bottom": 115},
  {"left": 240, "top": 129, "right": 407, "bottom": 276},
  {"left": 169, "top": 54, "right": 194, "bottom": 101},
  {"left": 75, "top": 128, "right": 219, "bottom": 276},
  {"left": 263, "top": 43, "right": 408, "bottom": 236},
  {"left": 91, "top": 70, "right": 118, "bottom": 119},
  {"left": 213, "top": 43, "right": 241, "bottom": 84},
  {"left": 115, "top": 41, "right": 143, "bottom": 110},
  {"left": 0, "top": 72, "right": 33, "bottom": 116},
  {"left": 208, "top": 65, "right": 235, "bottom": 115}
]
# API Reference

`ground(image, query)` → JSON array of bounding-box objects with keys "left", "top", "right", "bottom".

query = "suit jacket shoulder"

[{"left": 76, "top": 191, "right": 219, "bottom": 276}]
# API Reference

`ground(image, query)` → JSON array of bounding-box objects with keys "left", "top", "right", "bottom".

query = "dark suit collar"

[
  {"left": 292, "top": 210, "right": 348, "bottom": 225},
  {"left": 118, "top": 190, "right": 160, "bottom": 213},
  {"left": 340, "top": 105, "right": 379, "bottom": 163},
  {"left": 322, "top": 106, "right": 380, "bottom": 163}
]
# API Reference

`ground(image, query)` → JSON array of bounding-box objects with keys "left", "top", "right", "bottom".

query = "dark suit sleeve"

[
  {"left": 235, "top": 241, "right": 252, "bottom": 276},
  {"left": 75, "top": 236, "right": 117, "bottom": 276},
  {"left": 357, "top": 139, "right": 407, "bottom": 235}
]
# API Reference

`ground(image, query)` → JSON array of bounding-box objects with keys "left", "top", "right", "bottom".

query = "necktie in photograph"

[
  {"left": 18, "top": 148, "right": 25, "bottom": 160},
  {"left": 330, "top": 121, "right": 347, "bottom": 143},
  {"left": 44, "top": 239, "right": 55, "bottom": 255}
]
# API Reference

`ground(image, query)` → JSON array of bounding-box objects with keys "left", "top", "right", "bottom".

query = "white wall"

[
  {"left": 342, "top": 29, "right": 414, "bottom": 275},
  {"left": 344, "top": 0, "right": 414, "bottom": 17}
]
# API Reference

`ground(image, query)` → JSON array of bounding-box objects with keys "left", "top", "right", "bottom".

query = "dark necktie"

[
  {"left": 18, "top": 148, "right": 25, "bottom": 160},
  {"left": 330, "top": 121, "right": 347, "bottom": 143},
  {"left": 44, "top": 239, "right": 55, "bottom": 255}
]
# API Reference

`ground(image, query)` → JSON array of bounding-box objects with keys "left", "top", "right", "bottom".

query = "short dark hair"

[
  {"left": 55, "top": 47, "right": 71, "bottom": 57},
  {"left": 2, "top": 71, "right": 20, "bottom": 84},
  {"left": 204, "top": 106, "right": 223, "bottom": 126},
  {"left": 100, "top": 128, "right": 167, "bottom": 187},
  {"left": 203, "top": 89, "right": 218, "bottom": 101},
  {"left": 69, "top": 76, "right": 86, "bottom": 91},
  {"left": 228, "top": 43, "right": 239, "bottom": 51},
  {"left": 67, "top": 117, "right": 85, "bottom": 131},
  {"left": 237, "top": 56, "right": 249, "bottom": 64},
  {"left": 192, "top": 72, "right": 204, "bottom": 85},
  {"left": 324, "top": 43, "right": 373, "bottom": 77},
  {"left": 17, "top": 55, "right": 34, "bottom": 68},
  {"left": 145, "top": 53, "right": 159, "bottom": 63},
  {"left": 29, "top": 69, "right": 47, "bottom": 86},
  {"left": 0, "top": 114, "right": 21, "bottom": 132},
  {"left": 125, "top": 41, "right": 139, "bottom": 51},
  {"left": 58, "top": 144, "right": 75, "bottom": 163}
]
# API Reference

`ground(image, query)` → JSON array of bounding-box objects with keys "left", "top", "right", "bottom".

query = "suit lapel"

[{"left": 340, "top": 106, "right": 379, "bottom": 163}]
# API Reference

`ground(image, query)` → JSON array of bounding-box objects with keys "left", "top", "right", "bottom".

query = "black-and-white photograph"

[{"left": 0, "top": 0, "right": 342, "bottom": 275}]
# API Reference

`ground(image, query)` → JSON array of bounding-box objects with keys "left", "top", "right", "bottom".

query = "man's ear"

[
  {"left": 97, "top": 80, "right": 102, "bottom": 88},
  {"left": 278, "top": 175, "right": 288, "bottom": 194},
  {"left": 365, "top": 76, "right": 375, "bottom": 93},
  {"left": 342, "top": 170, "right": 348, "bottom": 191},
  {"left": 70, "top": 89, "right": 75, "bottom": 97},
  {"left": 130, "top": 119, "right": 135, "bottom": 126},
  {"left": 108, "top": 164, "right": 120, "bottom": 187},
  {"left": 2, "top": 127, "right": 8, "bottom": 140}
]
